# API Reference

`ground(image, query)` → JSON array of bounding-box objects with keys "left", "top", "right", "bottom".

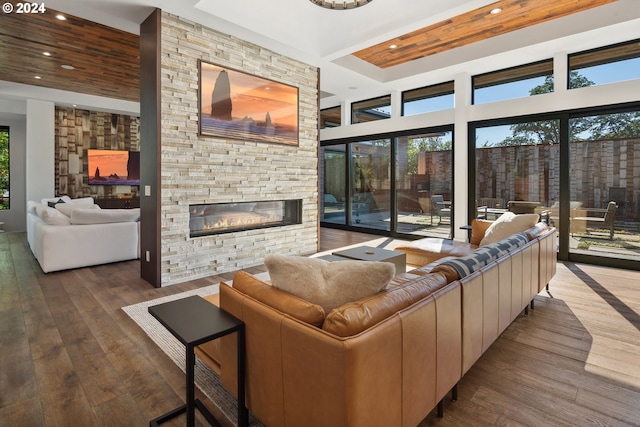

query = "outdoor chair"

[
  {"left": 572, "top": 201, "right": 617, "bottom": 240},
  {"left": 431, "top": 195, "right": 451, "bottom": 225}
]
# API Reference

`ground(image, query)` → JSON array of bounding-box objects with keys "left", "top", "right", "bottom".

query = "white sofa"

[{"left": 26, "top": 196, "right": 140, "bottom": 273}]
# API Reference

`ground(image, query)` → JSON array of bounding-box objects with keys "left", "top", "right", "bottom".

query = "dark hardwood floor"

[{"left": 1, "top": 229, "right": 639, "bottom": 426}]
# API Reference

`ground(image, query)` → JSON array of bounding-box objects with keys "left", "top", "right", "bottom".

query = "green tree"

[
  {"left": 0, "top": 128, "right": 9, "bottom": 191},
  {"left": 498, "top": 72, "right": 595, "bottom": 146},
  {"left": 0, "top": 127, "right": 8, "bottom": 210},
  {"left": 590, "top": 111, "right": 640, "bottom": 139},
  {"left": 497, "top": 72, "right": 640, "bottom": 145}
]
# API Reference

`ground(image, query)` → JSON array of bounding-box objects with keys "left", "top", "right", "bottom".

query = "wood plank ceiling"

[
  {"left": 0, "top": 8, "right": 140, "bottom": 102},
  {"left": 353, "top": 0, "right": 617, "bottom": 69}
]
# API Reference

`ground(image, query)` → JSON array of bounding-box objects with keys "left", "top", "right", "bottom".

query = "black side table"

[{"left": 148, "top": 295, "right": 247, "bottom": 427}]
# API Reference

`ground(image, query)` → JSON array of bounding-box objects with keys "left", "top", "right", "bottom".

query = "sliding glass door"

[
  {"left": 568, "top": 110, "right": 640, "bottom": 261},
  {"left": 475, "top": 120, "right": 560, "bottom": 226},
  {"left": 471, "top": 105, "right": 640, "bottom": 269},
  {"left": 350, "top": 139, "right": 391, "bottom": 231},
  {"left": 320, "top": 144, "right": 346, "bottom": 225},
  {"left": 320, "top": 127, "right": 453, "bottom": 238},
  {"left": 395, "top": 131, "right": 452, "bottom": 237}
]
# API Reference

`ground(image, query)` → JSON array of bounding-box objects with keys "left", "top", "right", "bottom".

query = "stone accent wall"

[
  {"left": 54, "top": 107, "right": 140, "bottom": 198},
  {"left": 160, "top": 13, "right": 319, "bottom": 285}
]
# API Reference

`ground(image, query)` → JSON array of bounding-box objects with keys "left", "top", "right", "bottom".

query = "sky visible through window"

[{"left": 475, "top": 58, "right": 639, "bottom": 145}]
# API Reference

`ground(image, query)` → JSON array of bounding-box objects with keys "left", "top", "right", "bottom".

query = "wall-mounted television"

[{"left": 88, "top": 149, "right": 140, "bottom": 186}]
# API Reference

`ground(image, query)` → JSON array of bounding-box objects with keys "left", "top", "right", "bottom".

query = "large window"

[
  {"left": 0, "top": 126, "right": 8, "bottom": 210},
  {"left": 396, "top": 131, "right": 452, "bottom": 237},
  {"left": 320, "top": 106, "right": 341, "bottom": 129},
  {"left": 321, "top": 144, "right": 346, "bottom": 224},
  {"left": 350, "top": 139, "right": 391, "bottom": 231},
  {"left": 473, "top": 59, "right": 553, "bottom": 104},
  {"left": 320, "top": 127, "right": 453, "bottom": 238},
  {"left": 569, "top": 39, "right": 640, "bottom": 87},
  {"left": 568, "top": 109, "right": 640, "bottom": 261},
  {"left": 402, "top": 82, "right": 454, "bottom": 116},
  {"left": 351, "top": 95, "right": 391, "bottom": 124},
  {"left": 475, "top": 119, "right": 559, "bottom": 227}
]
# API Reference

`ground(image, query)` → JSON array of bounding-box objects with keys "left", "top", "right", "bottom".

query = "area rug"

[{"left": 122, "top": 273, "right": 269, "bottom": 427}]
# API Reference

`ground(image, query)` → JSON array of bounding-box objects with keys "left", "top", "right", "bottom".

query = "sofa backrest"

[
  {"left": 232, "top": 270, "right": 325, "bottom": 327},
  {"left": 322, "top": 272, "right": 449, "bottom": 337},
  {"left": 432, "top": 233, "right": 529, "bottom": 280}
]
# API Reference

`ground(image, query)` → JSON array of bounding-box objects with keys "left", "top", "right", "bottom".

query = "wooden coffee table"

[{"left": 332, "top": 245, "right": 406, "bottom": 273}]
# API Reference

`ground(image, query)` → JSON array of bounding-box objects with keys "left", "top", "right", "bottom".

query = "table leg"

[
  {"left": 237, "top": 325, "right": 248, "bottom": 427},
  {"left": 186, "top": 344, "right": 196, "bottom": 427}
]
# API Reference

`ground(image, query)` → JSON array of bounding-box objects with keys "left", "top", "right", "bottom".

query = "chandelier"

[{"left": 309, "top": 0, "right": 373, "bottom": 10}]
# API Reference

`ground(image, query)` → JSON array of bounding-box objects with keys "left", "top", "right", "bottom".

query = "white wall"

[{"left": 26, "top": 99, "right": 55, "bottom": 205}]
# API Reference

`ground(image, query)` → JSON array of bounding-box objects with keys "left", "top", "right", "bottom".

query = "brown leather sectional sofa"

[{"left": 196, "top": 223, "right": 557, "bottom": 427}]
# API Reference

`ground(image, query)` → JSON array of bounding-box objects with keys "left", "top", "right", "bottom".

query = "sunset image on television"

[{"left": 88, "top": 149, "right": 140, "bottom": 185}]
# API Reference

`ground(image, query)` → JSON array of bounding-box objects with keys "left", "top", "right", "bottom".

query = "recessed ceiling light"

[
  {"left": 55, "top": 14, "right": 66, "bottom": 20},
  {"left": 61, "top": 64, "right": 75, "bottom": 70},
  {"left": 34, "top": 76, "right": 42, "bottom": 79},
  {"left": 43, "top": 52, "right": 51, "bottom": 56},
  {"left": 389, "top": 44, "right": 398, "bottom": 49},
  {"left": 490, "top": 7, "right": 502, "bottom": 14}
]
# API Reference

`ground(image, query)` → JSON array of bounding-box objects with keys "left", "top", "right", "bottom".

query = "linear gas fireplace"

[{"left": 189, "top": 199, "right": 302, "bottom": 237}]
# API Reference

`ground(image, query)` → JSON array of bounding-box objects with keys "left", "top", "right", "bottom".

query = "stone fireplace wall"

[{"left": 160, "top": 13, "right": 319, "bottom": 285}]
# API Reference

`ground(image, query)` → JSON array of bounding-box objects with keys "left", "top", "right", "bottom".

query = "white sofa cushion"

[
  {"left": 35, "top": 204, "right": 71, "bottom": 226},
  {"left": 68, "top": 196, "right": 95, "bottom": 205},
  {"left": 55, "top": 202, "right": 100, "bottom": 217},
  {"left": 70, "top": 208, "right": 140, "bottom": 225},
  {"left": 480, "top": 212, "right": 539, "bottom": 246},
  {"left": 27, "top": 200, "right": 42, "bottom": 214},
  {"left": 42, "top": 196, "right": 72, "bottom": 206}
]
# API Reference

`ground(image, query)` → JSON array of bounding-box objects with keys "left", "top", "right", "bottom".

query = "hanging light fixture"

[{"left": 309, "top": 0, "right": 373, "bottom": 10}]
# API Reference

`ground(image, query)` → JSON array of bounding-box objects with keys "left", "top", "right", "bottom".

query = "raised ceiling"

[
  {"left": 0, "top": 8, "right": 139, "bottom": 102},
  {"left": 1, "top": 0, "right": 639, "bottom": 109},
  {"left": 353, "top": 0, "right": 617, "bottom": 69}
]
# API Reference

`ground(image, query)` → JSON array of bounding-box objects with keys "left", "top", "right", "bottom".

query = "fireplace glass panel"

[{"left": 189, "top": 199, "right": 302, "bottom": 237}]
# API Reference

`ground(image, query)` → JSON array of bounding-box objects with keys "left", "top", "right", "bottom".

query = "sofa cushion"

[
  {"left": 55, "top": 202, "right": 100, "bottom": 217},
  {"left": 434, "top": 233, "right": 529, "bottom": 279},
  {"left": 42, "top": 196, "right": 72, "bottom": 206},
  {"left": 231, "top": 271, "right": 325, "bottom": 327},
  {"left": 69, "top": 208, "right": 140, "bottom": 224},
  {"left": 523, "top": 222, "right": 549, "bottom": 240},
  {"left": 68, "top": 196, "right": 95, "bottom": 205},
  {"left": 394, "top": 238, "right": 474, "bottom": 266},
  {"left": 322, "top": 272, "right": 449, "bottom": 337},
  {"left": 479, "top": 212, "right": 539, "bottom": 246},
  {"left": 470, "top": 218, "right": 493, "bottom": 245},
  {"left": 264, "top": 255, "right": 395, "bottom": 314},
  {"left": 27, "top": 200, "right": 42, "bottom": 214},
  {"left": 47, "top": 198, "right": 66, "bottom": 208},
  {"left": 35, "top": 203, "right": 71, "bottom": 226}
]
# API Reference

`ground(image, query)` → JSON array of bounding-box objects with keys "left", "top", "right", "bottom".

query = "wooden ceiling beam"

[{"left": 353, "top": 0, "right": 617, "bottom": 69}]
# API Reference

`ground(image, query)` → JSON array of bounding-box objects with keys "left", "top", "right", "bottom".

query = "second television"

[{"left": 88, "top": 149, "right": 140, "bottom": 186}]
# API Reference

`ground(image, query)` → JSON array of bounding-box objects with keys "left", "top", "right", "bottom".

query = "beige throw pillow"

[
  {"left": 479, "top": 212, "right": 539, "bottom": 246},
  {"left": 264, "top": 255, "right": 395, "bottom": 314}
]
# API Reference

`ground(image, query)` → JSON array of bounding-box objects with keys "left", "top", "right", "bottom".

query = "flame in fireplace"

[{"left": 202, "top": 211, "right": 280, "bottom": 231}]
